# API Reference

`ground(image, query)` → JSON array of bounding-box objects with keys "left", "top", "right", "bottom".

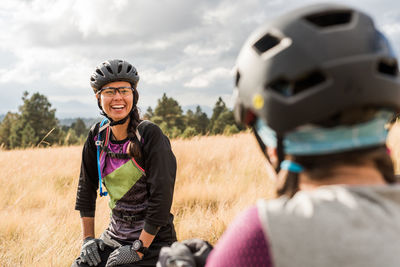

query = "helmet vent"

[
  {"left": 235, "top": 71, "right": 241, "bottom": 87},
  {"left": 118, "top": 64, "right": 123, "bottom": 73},
  {"left": 304, "top": 10, "right": 352, "bottom": 27},
  {"left": 268, "top": 71, "right": 326, "bottom": 97},
  {"left": 127, "top": 64, "right": 132, "bottom": 73},
  {"left": 378, "top": 59, "right": 398, "bottom": 76},
  {"left": 106, "top": 65, "right": 113, "bottom": 74},
  {"left": 96, "top": 69, "right": 104, "bottom": 77},
  {"left": 253, "top": 33, "right": 281, "bottom": 54}
]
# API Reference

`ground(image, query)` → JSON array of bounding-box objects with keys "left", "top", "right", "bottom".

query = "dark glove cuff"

[
  {"left": 83, "top": 236, "right": 94, "bottom": 243},
  {"left": 80, "top": 210, "right": 95, "bottom": 217}
]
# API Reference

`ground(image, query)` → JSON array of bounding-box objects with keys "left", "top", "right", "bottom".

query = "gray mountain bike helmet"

[
  {"left": 233, "top": 3, "right": 400, "bottom": 170},
  {"left": 234, "top": 3, "right": 400, "bottom": 134},
  {"left": 90, "top": 59, "right": 139, "bottom": 94},
  {"left": 91, "top": 59, "right": 140, "bottom": 125}
]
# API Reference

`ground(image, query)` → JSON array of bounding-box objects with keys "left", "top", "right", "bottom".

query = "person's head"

[
  {"left": 233, "top": 4, "right": 400, "bottom": 196},
  {"left": 90, "top": 59, "right": 140, "bottom": 126},
  {"left": 90, "top": 59, "right": 142, "bottom": 157}
]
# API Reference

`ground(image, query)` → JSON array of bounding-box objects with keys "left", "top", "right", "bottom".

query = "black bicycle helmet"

[
  {"left": 90, "top": 59, "right": 139, "bottom": 94},
  {"left": 234, "top": 3, "right": 400, "bottom": 134}
]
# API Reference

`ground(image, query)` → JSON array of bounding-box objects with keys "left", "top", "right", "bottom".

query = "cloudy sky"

[{"left": 1, "top": 0, "right": 399, "bottom": 118}]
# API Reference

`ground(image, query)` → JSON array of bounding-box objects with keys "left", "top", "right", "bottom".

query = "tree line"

[
  {"left": 143, "top": 93, "right": 242, "bottom": 138},
  {"left": 0, "top": 92, "right": 243, "bottom": 149}
]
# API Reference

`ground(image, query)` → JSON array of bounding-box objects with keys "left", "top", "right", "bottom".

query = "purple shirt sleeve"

[{"left": 205, "top": 205, "right": 273, "bottom": 267}]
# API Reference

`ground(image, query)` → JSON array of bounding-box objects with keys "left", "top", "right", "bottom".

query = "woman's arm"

[
  {"left": 75, "top": 125, "right": 100, "bottom": 230},
  {"left": 206, "top": 206, "right": 273, "bottom": 267},
  {"left": 81, "top": 217, "right": 95, "bottom": 239},
  {"left": 141, "top": 123, "right": 177, "bottom": 238}
]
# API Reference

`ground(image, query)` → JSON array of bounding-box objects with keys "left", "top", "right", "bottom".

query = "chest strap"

[{"left": 95, "top": 118, "right": 110, "bottom": 197}]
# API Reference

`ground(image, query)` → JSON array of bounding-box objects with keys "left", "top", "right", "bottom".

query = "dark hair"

[
  {"left": 277, "top": 146, "right": 396, "bottom": 197},
  {"left": 127, "top": 107, "right": 142, "bottom": 159},
  {"left": 275, "top": 107, "right": 397, "bottom": 197},
  {"left": 126, "top": 88, "right": 142, "bottom": 159}
]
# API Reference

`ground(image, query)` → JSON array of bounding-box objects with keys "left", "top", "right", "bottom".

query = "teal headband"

[
  {"left": 255, "top": 110, "right": 393, "bottom": 156},
  {"left": 280, "top": 160, "right": 304, "bottom": 173}
]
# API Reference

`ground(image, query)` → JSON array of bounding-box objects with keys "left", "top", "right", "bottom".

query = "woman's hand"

[
  {"left": 157, "top": 239, "right": 213, "bottom": 267},
  {"left": 105, "top": 245, "right": 141, "bottom": 267},
  {"left": 80, "top": 237, "right": 106, "bottom": 266}
]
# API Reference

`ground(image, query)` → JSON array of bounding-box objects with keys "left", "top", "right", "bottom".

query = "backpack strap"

[
  {"left": 135, "top": 120, "right": 152, "bottom": 144},
  {"left": 131, "top": 120, "right": 152, "bottom": 175},
  {"left": 95, "top": 118, "right": 110, "bottom": 197}
]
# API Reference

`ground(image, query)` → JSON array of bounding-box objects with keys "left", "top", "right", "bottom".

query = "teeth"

[{"left": 112, "top": 105, "right": 124, "bottom": 109}]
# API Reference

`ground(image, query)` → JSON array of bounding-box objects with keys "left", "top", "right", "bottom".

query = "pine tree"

[
  {"left": 21, "top": 123, "right": 38, "bottom": 148},
  {"left": 0, "top": 112, "right": 19, "bottom": 149},
  {"left": 194, "top": 106, "right": 209, "bottom": 135},
  {"left": 143, "top": 106, "right": 154, "bottom": 120},
  {"left": 6, "top": 91, "right": 60, "bottom": 148},
  {"left": 209, "top": 97, "right": 227, "bottom": 133},
  {"left": 71, "top": 118, "right": 87, "bottom": 137},
  {"left": 153, "top": 93, "right": 185, "bottom": 132}
]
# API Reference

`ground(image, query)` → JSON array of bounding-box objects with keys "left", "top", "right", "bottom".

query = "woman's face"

[{"left": 97, "top": 81, "right": 133, "bottom": 121}]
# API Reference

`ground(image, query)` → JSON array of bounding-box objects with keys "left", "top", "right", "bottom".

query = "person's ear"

[
  {"left": 267, "top": 147, "right": 278, "bottom": 169},
  {"left": 263, "top": 146, "right": 278, "bottom": 185},
  {"left": 96, "top": 93, "right": 103, "bottom": 110}
]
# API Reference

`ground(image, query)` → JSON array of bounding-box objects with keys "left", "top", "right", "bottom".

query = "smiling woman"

[
  {"left": 71, "top": 59, "right": 177, "bottom": 267},
  {"left": 98, "top": 81, "right": 134, "bottom": 123}
]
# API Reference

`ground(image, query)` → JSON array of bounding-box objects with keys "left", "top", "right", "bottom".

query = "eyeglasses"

[{"left": 100, "top": 87, "right": 133, "bottom": 97}]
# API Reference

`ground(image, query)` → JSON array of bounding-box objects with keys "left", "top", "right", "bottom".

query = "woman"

[
  {"left": 158, "top": 4, "right": 400, "bottom": 267},
  {"left": 72, "top": 59, "right": 177, "bottom": 267}
]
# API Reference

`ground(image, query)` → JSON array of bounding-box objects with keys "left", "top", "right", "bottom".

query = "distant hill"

[
  {"left": 59, "top": 117, "right": 102, "bottom": 128},
  {"left": 0, "top": 114, "right": 4, "bottom": 123}
]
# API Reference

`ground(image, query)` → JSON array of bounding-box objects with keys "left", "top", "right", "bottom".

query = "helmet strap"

[
  {"left": 109, "top": 113, "right": 131, "bottom": 126},
  {"left": 276, "top": 135, "right": 284, "bottom": 173},
  {"left": 97, "top": 93, "right": 135, "bottom": 126},
  {"left": 252, "top": 125, "right": 285, "bottom": 173},
  {"left": 252, "top": 125, "right": 271, "bottom": 162}
]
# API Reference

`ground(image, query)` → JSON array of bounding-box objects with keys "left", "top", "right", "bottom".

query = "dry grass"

[
  {"left": 172, "top": 133, "right": 275, "bottom": 243},
  {"left": 0, "top": 133, "right": 275, "bottom": 267},
  {"left": 2, "top": 126, "right": 400, "bottom": 267}
]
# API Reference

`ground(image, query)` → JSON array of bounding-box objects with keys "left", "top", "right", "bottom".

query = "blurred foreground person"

[
  {"left": 158, "top": 4, "right": 400, "bottom": 267},
  {"left": 71, "top": 59, "right": 177, "bottom": 267}
]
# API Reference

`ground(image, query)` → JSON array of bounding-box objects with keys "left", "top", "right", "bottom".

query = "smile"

[{"left": 111, "top": 105, "right": 125, "bottom": 110}]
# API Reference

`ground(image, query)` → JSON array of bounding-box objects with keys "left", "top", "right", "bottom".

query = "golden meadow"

[{"left": 1, "top": 127, "right": 400, "bottom": 266}]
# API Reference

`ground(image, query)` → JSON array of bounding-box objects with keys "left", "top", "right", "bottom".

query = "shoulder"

[
  {"left": 139, "top": 121, "right": 167, "bottom": 142},
  {"left": 138, "top": 120, "right": 160, "bottom": 135},
  {"left": 206, "top": 205, "right": 272, "bottom": 267},
  {"left": 256, "top": 187, "right": 361, "bottom": 244},
  {"left": 257, "top": 186, "right": 362, "bottom": 220},
  {"left": 87, "top": 119, "right": 111, "bottom": 140},
  {"left": 83, "top": 121, "right": 104, "bottom": 148},
  {"left": 89, "top": 121, "right": 101, "bottom": 135}
]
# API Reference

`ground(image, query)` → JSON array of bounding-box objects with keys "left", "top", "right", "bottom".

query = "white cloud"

[
  {"left": 184, "top": 67, "right": 231, "bottom": 88},
  {"left": 140, "top": 68, "right": 187, "bottom": 86},
  {"left": 184, "top": 43, "right": 233, "bottom": 56},
  {"left": 0, "top": 0, "right": 400, "bottom": 118},
  {"left": 382, "top": 23, "right": 400, "bottom": 35}
]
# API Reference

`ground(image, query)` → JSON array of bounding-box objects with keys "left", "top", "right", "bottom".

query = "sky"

[{"left": 1, "top": 0, "right": 399, "bottom": 119}]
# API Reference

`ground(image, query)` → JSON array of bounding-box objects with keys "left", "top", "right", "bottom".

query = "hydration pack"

[{"left": 94, "top": 118, "right": 151, "bottom": 197}]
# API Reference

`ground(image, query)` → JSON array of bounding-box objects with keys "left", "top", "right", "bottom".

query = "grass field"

[
  {"left": 0, "top": 132, "right": 276, "bottom": 267},
  {"left": 1, "top": 126, "right": 400, "bottom": 267}
]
